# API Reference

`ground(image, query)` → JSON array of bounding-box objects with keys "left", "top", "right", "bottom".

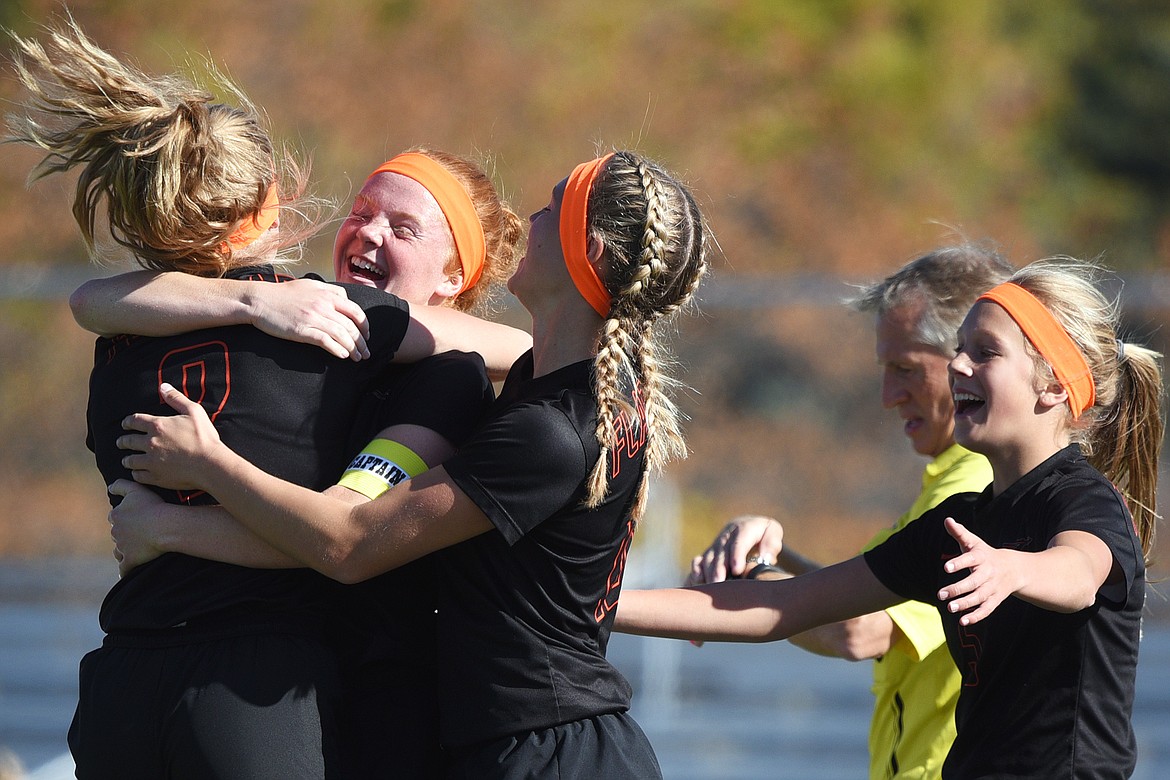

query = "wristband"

[
  {"left": 338, "top": 439, "right": 428, "bottom": 500},
  {"left": 744, "top": 563, "right": 784, "bottom": 580}
]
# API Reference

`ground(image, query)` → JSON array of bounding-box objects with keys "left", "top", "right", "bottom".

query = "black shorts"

[
  {"left": 68, "top": 631, "right": 342, "bottom": 779},
  {"left": 446, "top": 712, "right": 662, "bottom": 780}
]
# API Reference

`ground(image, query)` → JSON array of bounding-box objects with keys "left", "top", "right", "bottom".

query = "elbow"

[
  {"left": 69, "top": 283, "right": 100, "bottom": 333},
  {"left": 317, "top": 542, "right": 391, "bottom": 585},
  {"left": 315, "top": 540, "right": 370, "bottom": 585},
  {"left": 1054, "top": 589, "right": 1099, "bottom": 613}
]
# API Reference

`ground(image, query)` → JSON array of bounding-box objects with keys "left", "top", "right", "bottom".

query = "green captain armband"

[{"left": 338, "top": 439, "right": 429, "bottom": 500}]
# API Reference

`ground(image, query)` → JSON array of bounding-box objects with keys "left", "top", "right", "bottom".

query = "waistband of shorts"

[{"left": 102, "top": 611, "right": 327, "bottom": 647}]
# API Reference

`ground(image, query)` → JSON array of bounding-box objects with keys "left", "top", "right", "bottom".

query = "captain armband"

[{"left": 337, "top": 439, "right": 429, "bottom": 500}]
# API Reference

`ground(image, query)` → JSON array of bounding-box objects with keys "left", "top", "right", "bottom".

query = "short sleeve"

[
  {"left": 1047, "top": 476, "right": 1143, "bottom": 607},
  {"left": 353, "top": 352, "right": 493, "bottom": 447},
  {"left": 444, "top": 399, "right": 590, "bottom": 545},
  {"left": 885, "top": 598, "right": 946, "bottom": 661},
  {"left": 864, "top": 494, "right": 977, "bottom": 604}
]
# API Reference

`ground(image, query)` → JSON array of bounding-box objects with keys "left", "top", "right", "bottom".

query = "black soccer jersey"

[
  {"left": 438, "top": 351, "right": 646, "bottom": 747},
  {"left": 331, "top": 351, "right": 495, "bottom": 778},
  {"left": 865, "top": 445, "right": 1144, "bottom": 779},
  {"left": 87, "top": 267, "right": 412, "bottom": 634}
]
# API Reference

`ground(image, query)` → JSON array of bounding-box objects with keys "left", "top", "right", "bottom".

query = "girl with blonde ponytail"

[
  {"left": 110, "top": 150, "right": 708, "bottom": 778},
  {"left": 616, "top": 256, "right": 1162, "bottom": 778},
  {"left": 7, "top": 18, "right": 528, "bottom": 779}
]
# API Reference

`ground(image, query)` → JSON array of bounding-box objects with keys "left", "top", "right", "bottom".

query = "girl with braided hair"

[
  {"left": 616, "top": 257, "right": 1163, "bottom": 778},
  {"left": 111, "top": 150, "right": 708, "bottom": 777},
  {"left": 6, "top": 18, "right": 527, "bottom": 778}
]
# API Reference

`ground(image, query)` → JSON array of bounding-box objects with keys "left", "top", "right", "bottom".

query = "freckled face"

[
  {"left": 332, "top": 172, "right": 457, "bottom": 306},
  {"left": 875, "top": 303, "right": 956, "bottom": 458}
]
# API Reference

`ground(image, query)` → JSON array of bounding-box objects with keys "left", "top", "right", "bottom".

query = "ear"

[
  {"left": 586, "top": 235, "right": 605, "bottom": 265},
  {"left": 433, "top": 269, "right": 463, "bottom": 300},
  {"left": 1037, "top": 381, "right": 1069, "bottom": 412}
]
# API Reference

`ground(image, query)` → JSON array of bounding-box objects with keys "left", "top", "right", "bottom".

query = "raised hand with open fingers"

[{"left": 937, "top": 517, "right": 1023, "bottom": 626}]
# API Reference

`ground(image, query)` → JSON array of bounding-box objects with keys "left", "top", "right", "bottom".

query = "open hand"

[
  {"left": 117, "top": 383, "right": 223, "bottom": 491},
  {"left": 937, "top": 517, "right": 1020, "bottom": 626}
]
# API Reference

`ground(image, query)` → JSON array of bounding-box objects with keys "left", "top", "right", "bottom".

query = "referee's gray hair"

[{"left": 849, "top": 241, "right": 1014, "bottom": 354}]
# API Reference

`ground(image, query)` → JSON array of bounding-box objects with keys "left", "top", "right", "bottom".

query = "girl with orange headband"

[
  {"left": 7, "top": 19, "right": 530, "bottom": 779},
  {"left": 111, "top": 149, "right": 709, "bottom": 777},
  {"left": 614, "top": 257, "right": 1163, "bottom": 778}
]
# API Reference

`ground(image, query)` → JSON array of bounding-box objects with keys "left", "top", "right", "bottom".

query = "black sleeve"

[
  {"left": 863, "top": 496, "right": 974, "bottom": 604},
  {"left": 444, "top": 400, "right": 589, "bottom": 545},
  {"left": 334, "top": 282, "right": 411, "bottom": 361},
  {"left": 1047, "top": 475, "right": 1143, "bottom": 606},
  {"left": 347, "top": 352, "right": 494, "bottom": 449}
]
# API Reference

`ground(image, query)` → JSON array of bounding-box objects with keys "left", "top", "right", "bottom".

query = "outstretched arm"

[
  {"left": 686, "top": 514, "right": 898, "bottom": 659},
  {"left": 938, "top": 517, "right": 1114, "bottom": 625},
  {"left": 615, "top": 556, "right": 901, "bottom": 644},
  {"left": 117, "top": 385, "right": 493, "bottom": 583},
  {"left": 617, "top": 558, "right": 898, "bottom": 645},
  {"left": 70, "top": 271, "right": 370, "bottom": 359},
  {"left": 746, "top": 565, "right": 899, "bottom": 660}
]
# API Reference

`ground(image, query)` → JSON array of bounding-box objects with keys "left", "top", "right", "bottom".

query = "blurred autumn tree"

[{"left": 0, "top": 0, "right": 1167, "bottom": 581}]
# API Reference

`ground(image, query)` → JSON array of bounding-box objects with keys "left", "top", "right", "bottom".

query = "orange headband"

[
  {"left": 367, "top": 153, "right": 486, "bottom": 295},
  {"left": 225, "top": 182, "right": 280, "bottom": 250},
  {"left": 559, "top": 154, "right": 615, "bottom": 317},
  {"left": 978, "top": 281, "right": 1096, "bottom": 418}
]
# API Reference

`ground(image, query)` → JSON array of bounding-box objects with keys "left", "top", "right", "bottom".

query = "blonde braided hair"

[{"left": 584, "top": 151, "right": 708, "bottom": 522}]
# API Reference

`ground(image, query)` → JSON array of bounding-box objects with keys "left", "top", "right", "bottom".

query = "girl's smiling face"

[
  {"left": 332, "top": 172, "right": 459, "bottom": 305},
  {"left": 949, "top": 300, "right": 1059, "bottom": 464}
]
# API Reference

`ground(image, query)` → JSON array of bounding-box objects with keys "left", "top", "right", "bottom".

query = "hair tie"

[
  {"left": 978, "top": 282, "right": 1096, "bottom": 418},
  {"left": 1117, "top": 339, "right": 1126, "bottom": 363},
  {"left": 367, "top": 153, "right": 486, "bottom": 295},
  {"left": 560, "top": 153, "right": 615, "bottom": 316},
  {"left": 225, "top": 182, "right": 280, "bottom": 250}
]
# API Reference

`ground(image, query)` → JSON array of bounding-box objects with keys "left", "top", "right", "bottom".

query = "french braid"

[{"left": 584, "top": 151, "right": 708, "bottom": 522}]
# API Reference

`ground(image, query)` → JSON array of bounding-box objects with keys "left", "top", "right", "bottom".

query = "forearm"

[
  {"left": 195, "top": 444, "right": 370, "bottom": 579},
  {"left": 750, "top": 564, "right": 892, "bottom": 659},
  {"left": 788, "top": 612, "right": 894, "bottom": 660},
  {"left": 70, "top": 271, "right": 252, "bottom": 336},
  {"left": 1010, "top": 542, "right": 1110, "bottom": 612},
  {"left": 154, "top": 504, "right": 304, "bottom": 568},
  {"left": 776, "top": 545, "right": 822, "bottom": 576},
  {"left": 399, "top": 305, "right": 530, "bottom": 378},
  {"left": 616, "top": 556, "right": 899, "bottom": 643},
  {"left": 615, "top": 582, "right": 786, "bottom": 642}
]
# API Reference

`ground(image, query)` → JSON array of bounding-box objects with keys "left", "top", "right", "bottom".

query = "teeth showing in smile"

[
  {"left": 953, "top": 391, "right": 984, "bottom": 414},
  {"left": 349, "top": 258, "right": 385, "bottom": 279}
]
